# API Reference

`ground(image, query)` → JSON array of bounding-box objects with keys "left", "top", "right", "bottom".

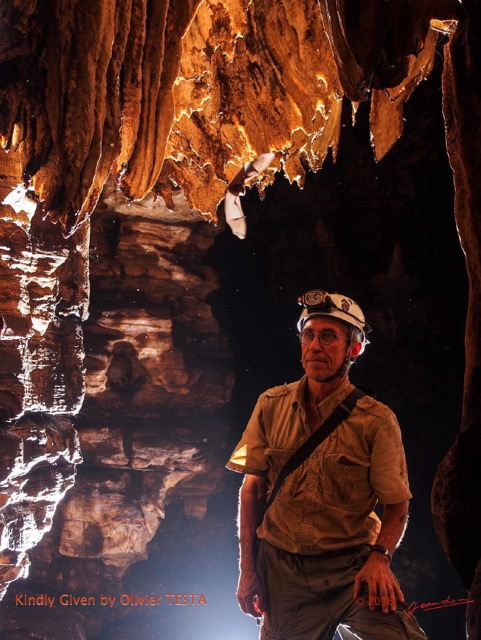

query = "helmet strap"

[{"left": 315, "top": 356, "right": 352, "bottom": 383}]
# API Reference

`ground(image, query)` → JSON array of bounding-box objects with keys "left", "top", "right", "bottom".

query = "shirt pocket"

[
  {"left": 265, "top": 448, "right": 301, "bottom": 499},
  {"left": 322, "top": 454, "right": 373, "bottom": 512}
]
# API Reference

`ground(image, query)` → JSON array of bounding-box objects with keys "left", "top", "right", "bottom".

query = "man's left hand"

[{"left": 353, "top": 553, "right": 405, "bottom": 613}]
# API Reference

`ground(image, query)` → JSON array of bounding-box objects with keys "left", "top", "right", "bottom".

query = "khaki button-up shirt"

[{"left": 226, "top": 376, "right": 412, "bottom": 554}]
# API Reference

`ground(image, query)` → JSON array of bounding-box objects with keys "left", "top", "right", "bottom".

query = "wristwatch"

[{"left": 369, "top": 544, "right": 392, "bottom": 564}]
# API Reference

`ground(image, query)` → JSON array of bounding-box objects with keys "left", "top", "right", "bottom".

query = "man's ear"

[{"left": 349, "top": 341, "right": 363, "bottom": 360}]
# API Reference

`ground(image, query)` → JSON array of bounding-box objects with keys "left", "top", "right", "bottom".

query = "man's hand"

[
  {"left": 237, "top": 567, "right": 266, "bottom": 619},
  {"left": 353, "top": 553, "right": 405, "bottom": 613}
]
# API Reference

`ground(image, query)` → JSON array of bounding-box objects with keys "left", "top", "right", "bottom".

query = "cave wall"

[
  {"left": 0, "top": 179, "right": 236, "bottom": 639},
  {"left": 0, "top": 147, "right": 87, "bottom": 600},
  {"left": 0, "top": 0, "right": 480, "bottom": 638}
]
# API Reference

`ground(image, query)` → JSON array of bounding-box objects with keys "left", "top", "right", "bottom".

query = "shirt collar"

[{"left": 293, "top": 375, "right": 354, "bottom": 420}]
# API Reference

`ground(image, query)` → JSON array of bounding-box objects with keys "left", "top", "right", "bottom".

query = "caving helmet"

[{"left": 297, "top": 289, "right": 371, "bottom": 353}]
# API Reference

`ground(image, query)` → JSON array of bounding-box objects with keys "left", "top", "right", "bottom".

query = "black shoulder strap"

[{"left": 264, "top": 387, "right": 367, "bottom": 512}]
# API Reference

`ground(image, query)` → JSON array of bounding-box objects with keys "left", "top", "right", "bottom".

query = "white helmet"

[{"left": 297, "top": 289, "right": 371, "bottom": 347}]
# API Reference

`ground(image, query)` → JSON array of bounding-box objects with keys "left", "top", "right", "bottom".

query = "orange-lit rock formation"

[{"left": 0, "top": 1, "right": 480, "bottom": 637}]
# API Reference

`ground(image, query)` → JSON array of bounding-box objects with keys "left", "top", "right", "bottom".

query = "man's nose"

[{"left": 308, "top": 334, "right": 324, "bottom": 348}]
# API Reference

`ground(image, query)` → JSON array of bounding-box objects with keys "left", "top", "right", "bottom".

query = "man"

[{"left": 226, "top": 289, "right": 427, "bottom": 639}]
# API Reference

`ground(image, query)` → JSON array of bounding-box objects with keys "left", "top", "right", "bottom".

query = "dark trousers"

[{"left": 256, "top": 540, "right": 428, "bottom": 640}]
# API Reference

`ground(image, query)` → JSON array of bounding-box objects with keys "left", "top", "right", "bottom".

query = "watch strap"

[{"left": 369, "top": 544, "right": 392, "bottom": 564}]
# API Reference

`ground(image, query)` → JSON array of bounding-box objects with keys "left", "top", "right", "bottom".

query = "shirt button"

[
  {"left": 303, "top": 517, "right": 310, "bottom": 524},
  {"left": 307, "top": 483, "right": 314, "bottom": 491},
  {"left": 312, "top": 453, "right": 318, "bottom": 459}
]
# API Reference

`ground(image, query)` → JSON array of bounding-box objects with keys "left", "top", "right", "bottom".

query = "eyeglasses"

[{"left": 297, "top": 329, "right": 349, "bottom": 346}]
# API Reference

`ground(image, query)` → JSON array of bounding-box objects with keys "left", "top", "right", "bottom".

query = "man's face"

[{"left": 300, "top": 316, "right": 358, "bottom": 382}]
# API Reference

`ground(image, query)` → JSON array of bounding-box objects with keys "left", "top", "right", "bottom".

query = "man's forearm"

[
  {"left": 237, "top": 477, "right": 266, "bottom": 571},
  {"left": 375, "top": 501, "right": 409, "bottom": 556},
  {"left": 354, "top": 501, "right": 411, "bottom": 610}
]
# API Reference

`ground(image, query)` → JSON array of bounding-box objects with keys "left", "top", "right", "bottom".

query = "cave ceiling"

[
  {"left": 2, "top": 1, "right": 481, "bottom": 638},
  {"left": 0, "top": 1, "right": 459, "bottom": 233}
]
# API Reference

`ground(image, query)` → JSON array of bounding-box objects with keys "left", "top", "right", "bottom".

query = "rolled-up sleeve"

[
  {"left": 226, "top": 396, "right": 268, "bottom": 476},
  {"left": 370, "top": 411, "right": 412, "bottom": 504}
]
